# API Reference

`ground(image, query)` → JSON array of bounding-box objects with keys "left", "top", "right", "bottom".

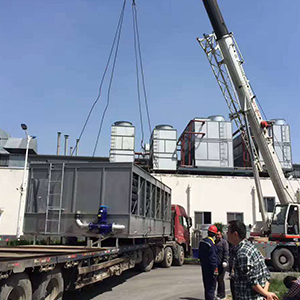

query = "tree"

[{"left": 214, "top": 222, "right": 224, "bottom": 233}]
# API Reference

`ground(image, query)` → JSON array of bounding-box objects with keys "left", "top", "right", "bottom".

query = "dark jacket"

[
  {"left": 198, "top": 236, "right": 219, "bottom": 271},
  {"left": 216, "top": 238, "right": 229, "bottom": 266}
]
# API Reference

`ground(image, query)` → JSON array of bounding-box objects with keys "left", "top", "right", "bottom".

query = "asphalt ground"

[{"left": 64, "top": 264, "right": 231, "bottom": 300}]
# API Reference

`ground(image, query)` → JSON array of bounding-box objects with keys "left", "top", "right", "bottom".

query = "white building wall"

[
  {"left": 0, "top": 168, "right": 27, "bottom": 236},
  {"left": 154, "top": 173, "right": 299, "bottom": 229}
]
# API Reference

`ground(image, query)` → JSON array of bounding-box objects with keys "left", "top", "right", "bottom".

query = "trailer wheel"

[
  {"left": 173, "top": 245, "right": 185, "bottom": 266},
  {"left": 162, "top": 247, "right": 173, "bottom": 268},
  {"left": 139, "top": 248, "right": 154, "bottom": 272},
  {"left": 0, "top": 273, "right": 32, "bottom": 300},
  {"left": 272, "top": 248, "right": 294, "bottom": 271},
  {"left": 32, "top": 268, "right": 64, "bottom": 300}
]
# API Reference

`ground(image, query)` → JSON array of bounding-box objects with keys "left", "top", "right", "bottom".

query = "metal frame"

[
  {"left": 178, "top": 119, "right": 206, "bottom": 167},
  {"left": 197, "top": 34, "right": 262, "bottom": 171}
]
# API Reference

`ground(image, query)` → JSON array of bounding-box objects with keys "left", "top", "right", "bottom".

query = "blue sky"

[{"left": 1, "top": 0, "right": 299, "bottom": 163}]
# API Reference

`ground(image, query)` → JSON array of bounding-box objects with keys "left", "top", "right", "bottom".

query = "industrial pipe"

[
  {"left": 75, "top": 212, "right": 89, "bottom": 228},
  {"left": 112, "top": 224, "right": 126, "bottom": 231},
  {"left": 75, "top": 139, "right": 79, "bottom": 156},
  {"left": 64, "top": 135, "right": 69, "bottom": 156},
  {"left": 56, "top": 132, "right": 61, "bottom": 155}
]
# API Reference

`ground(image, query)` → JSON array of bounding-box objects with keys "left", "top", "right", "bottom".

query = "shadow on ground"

[
  {"left": 63, "top": 269, "right": 141, "bottom": 300},
  {"left": 179, "top": 297, "right": 203, "bottom": 300}
]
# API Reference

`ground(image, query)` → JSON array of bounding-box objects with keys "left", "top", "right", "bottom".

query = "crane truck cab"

[{"left": 269, "top": 204, "right": 300, "bottom": 241}]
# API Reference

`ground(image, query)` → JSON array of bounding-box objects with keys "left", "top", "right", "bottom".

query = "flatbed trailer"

[{"left": 0, "top": 238, "right": 184, "bottom": 300}]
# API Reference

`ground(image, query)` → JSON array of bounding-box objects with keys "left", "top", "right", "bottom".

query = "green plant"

[
  {"left": 214, "top": 222, "right": 224, "bottom": 233},
  {"left": 269, "top": 278, "right": 288, "bottom": 299}
]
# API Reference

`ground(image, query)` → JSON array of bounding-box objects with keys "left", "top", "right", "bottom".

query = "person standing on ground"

[
  {"left": 198, "top": 225, "right": 219, "bottom": 300},
  {"left": 227, "top": 220, "right": 278, "bottom": 300},
  {"left": 215, "top": 231, "right": 229, "bottom": 299}
]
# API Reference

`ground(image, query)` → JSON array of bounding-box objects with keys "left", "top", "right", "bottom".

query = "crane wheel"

[{"left": 272, "top": 248, "right": 294, "bottom": 272}]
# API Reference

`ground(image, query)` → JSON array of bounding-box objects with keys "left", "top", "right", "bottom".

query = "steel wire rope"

[
  {"left": 92, "top": 0, "right": 127, "bottom": 156},
  {"left": 132, "top": 1, "right": 152, "bottom": 136},
  {"left": 250, "top": 83, "right": 300, "bottom": 197},
  {"left": 46, "top": 0, "right": 127, "bottom": 195},
  {"left": 132, "top": 1, "right": 145, "bottom": 149},
  {"left": 69, "top": 0, "right": 127, "bottom": 158}
]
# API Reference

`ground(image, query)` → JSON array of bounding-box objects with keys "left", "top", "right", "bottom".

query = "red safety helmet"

[{"left": 208, "top": 225, "right": 218, "bottom": 234}]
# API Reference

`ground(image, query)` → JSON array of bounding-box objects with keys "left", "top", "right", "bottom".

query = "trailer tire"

[
  {"left": 162, "top": 247, "right": 173, "bottom": 268},
  {"left": 173, "top": 245, "right": 185, "bottom": 266},
  {"left": 0, "top": 273, "right": 32, "bottom": 300},
  {"left": 32, "top": 268, "right": 64, "bottom": 300},
  {"left": 272, "top": 248, "right": 294, "bottom": 272},
  {"left": 139, "top": 248, "right": 154, "bottom": 272}
]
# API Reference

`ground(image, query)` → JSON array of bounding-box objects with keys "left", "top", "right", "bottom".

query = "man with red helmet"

[{"left": 198, "top": 224, "right": 219, "bottom": 300}]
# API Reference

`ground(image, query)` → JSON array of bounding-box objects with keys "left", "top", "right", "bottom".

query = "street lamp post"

[{"left": 16, "top": 124, "right": 33, "bottom": 238}]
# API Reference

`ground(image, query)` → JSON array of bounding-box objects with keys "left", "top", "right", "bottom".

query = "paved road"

[{"left": 64, "top": 265, "right": 231, "bottom": 300}]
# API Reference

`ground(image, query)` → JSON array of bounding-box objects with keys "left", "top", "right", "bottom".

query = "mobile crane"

[{"left": 199, "top": 0, "right": 300, "bottom": 271}]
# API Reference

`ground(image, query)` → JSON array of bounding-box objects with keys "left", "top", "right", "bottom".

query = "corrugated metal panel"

[
  {"left": 182, "top": 117, "right": 234, "bottom": 168},
  {"left": 233, "top": 120, "right": 293, "bottom": 170},
  {"left": 24, "top": 162, "right": 172, "bottom": 238}
]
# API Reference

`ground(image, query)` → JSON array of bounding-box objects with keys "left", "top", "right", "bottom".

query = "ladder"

[
  {"left": 219, "top": 122, "right": 227, "bottom": 166},
  {"left": 45, "top": 163, "right": 65, "bottom": 234}
]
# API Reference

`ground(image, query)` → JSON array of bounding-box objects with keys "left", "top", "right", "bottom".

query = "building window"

[
  {"left": 227, "top": 212, "right": 244, "bottom": 223},
  {"left": 259, "top": 197, "right": 275, "bottom": 213},
  {"left": 195, "top": 211, "right": 211, "bottom": 229}
]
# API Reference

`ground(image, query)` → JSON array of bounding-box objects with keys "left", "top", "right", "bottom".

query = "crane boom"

[{"left": 201, "top": 0, "right": 294, "bottom": 207}]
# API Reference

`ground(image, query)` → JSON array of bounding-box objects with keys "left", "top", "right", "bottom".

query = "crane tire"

[
  {"left": 0, "top": 273, "right": 32, "bottom": 300},
  {"left": 162, "top": 247, "right": 173, "bottom": 268},
  {"left": 272, "top": 248, "right": 294, "bottom": 272},
  {"left": 32, "top": 268, "right": 64, "bottom": 300}
]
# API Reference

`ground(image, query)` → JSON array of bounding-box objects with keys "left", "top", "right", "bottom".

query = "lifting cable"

[
  {"left": 132, "top": 0, "right": 152, "bottom": 149},
  {"left": 92, "top": 0, "right": 127, "bottom": 156},
  {"left": 71, "top": 0, "right": 152, "bottom": 156},
  {"left": 69, "top": 0, "right": 127, "bottom": 157}
]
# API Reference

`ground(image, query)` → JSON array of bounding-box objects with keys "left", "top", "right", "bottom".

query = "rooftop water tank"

[
  {"left": 109, "top": 121, "right": 135, "bottom": 163},
  {"left": 151, "top": 125, "right": 177, "bottom": 171},
  {"left": 0, "top": 129, "right": 10, "bottom": 140},
  {"left": 208, "top": 115, "right": 226, "bottom": 122},
  {"left": 155, "top": 125, "right": 173, "bottom": 130},
  {"left": 114, "top": 121, "right": 133, "bottom": 127},
  {"left": 271, "top": 119, "right": 286, "bottom": 126},
  {"left": 180, "top": 117, "right": 233, "bottom": 168}
]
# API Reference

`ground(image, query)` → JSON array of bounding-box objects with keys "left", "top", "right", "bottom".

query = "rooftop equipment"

[
  {"left": 179, "top": 116, "right": 233, "bottom": 168},
  {"left": 109, "top": 121, "right": 135, "bottom": 163},
  {"left": 150, "top": 125, "right": 177, "bottom": 171},
  {"left": 24, "top": 162, "right": 172, "bottom": 238},
  {"left": 233, "top": 119, "right": 292, "bottom": 170}
]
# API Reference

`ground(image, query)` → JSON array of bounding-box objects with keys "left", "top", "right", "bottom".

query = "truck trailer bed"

[{"left": 0, "top": 244, "right": 146, "bottom": 273}]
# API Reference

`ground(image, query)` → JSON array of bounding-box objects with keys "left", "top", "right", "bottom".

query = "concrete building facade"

[{"left": 154, "top": 173, "right": 300, "bottom": 246}]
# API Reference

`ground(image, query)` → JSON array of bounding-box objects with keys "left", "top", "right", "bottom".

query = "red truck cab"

[{"left": 172, "top": 204, "right": 192, "bottom": 254}]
